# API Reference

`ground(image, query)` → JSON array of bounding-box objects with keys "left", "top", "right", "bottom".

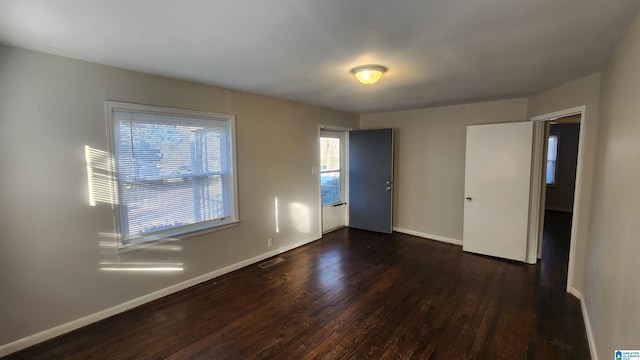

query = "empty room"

[{"left": 1, "top": 1, "right": 639, "bottom": 359}]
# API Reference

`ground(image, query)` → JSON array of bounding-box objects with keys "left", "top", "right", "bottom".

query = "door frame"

[
  {"left": 529, "top": 105, "right": 586, "bottom": 294},
  {"left": 318, "top": 125, "right": 352, "bottom": 234}
]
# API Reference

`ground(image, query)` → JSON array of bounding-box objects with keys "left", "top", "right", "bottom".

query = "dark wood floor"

[{"left": 5, "top": 211, "right": 589, "bottom": 359}]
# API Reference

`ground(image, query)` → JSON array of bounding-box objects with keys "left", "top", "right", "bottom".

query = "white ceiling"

[{"left": 1, "top": 0, "right": 639, "bottom": 113}]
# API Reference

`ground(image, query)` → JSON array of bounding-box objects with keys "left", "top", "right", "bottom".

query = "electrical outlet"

[{"left": 267, "top": 238, "right": 273, "bottom": 247}]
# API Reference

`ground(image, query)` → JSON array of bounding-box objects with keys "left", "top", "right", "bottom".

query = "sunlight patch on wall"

[
  {"left": 85, "top": 145, "right": 117, "bottom": 206},
  {"left": 100, "top": 261, "right": 184, "bottom": 272},
  {"left": 99, "top": 236, "right": 184, "bottom": 273},
  {"left": 99, "top": 238, "right": 183, "bottom": 252},
  {"left": 289, "top": 202, "right": 311, "bottom": 234},
  {"left": 275, "top": 197, "right": 280, "bottom": 233}
]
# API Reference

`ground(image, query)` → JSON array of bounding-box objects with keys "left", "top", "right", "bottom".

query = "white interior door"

[{"left": 463, "top": 121, "right": 534, "bottom": 261}]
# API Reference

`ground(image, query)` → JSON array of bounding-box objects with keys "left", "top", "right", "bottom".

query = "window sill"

[{"left": 117, "top": 220, "right": 240, "bottom": 254}]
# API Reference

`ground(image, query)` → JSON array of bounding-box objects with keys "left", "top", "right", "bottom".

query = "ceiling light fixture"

[{"left": 350, "top": 64, "right": 388, "bottom": 85}]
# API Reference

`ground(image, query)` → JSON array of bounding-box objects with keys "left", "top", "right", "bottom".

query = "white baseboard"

[
  {"left": 545, "top": 206, "right": 573, "bottom": 213},
  {"left": 393, "top": 227, "right": 463, "bottom": 246},
  {"left": 568, "top": 287, "right": 598, "bottom": 360},
  {"left": 0, "top": 235, "right": 323, "bottom": 358},
  {"left": 278, "top": 234, "right": 321, "bottom": 254},
  {"left": 568, "top": 286, "right": 582, "bottom": 299}
]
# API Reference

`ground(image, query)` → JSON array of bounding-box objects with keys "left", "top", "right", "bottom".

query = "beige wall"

[
  {"left": 584, "top": 12, "right": 640, "bottom": 358},
  {"left": 360, "top": 98, "right": 528, "bottom": 242},
  {"left": 527, "top": 73, "right": 601, "bottom": 294},
  {"left": 0, "top": 45, "right": 358, "bottom": 348}
]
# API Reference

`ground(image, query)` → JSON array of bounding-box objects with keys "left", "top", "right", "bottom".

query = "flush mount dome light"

[{"left": 350, "top": 64, "right": 388, "bottom": 85}]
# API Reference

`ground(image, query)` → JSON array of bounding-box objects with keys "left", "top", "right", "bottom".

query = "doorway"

[
  {"left": 540, "top": 119, "right": 581, "bottom": 292},
  {"left": 545, "top": 119, "right": 581, "bottom": 213},
  {"left": 319, "top": 127, "right": 394, "bottom": 235},
  {"left": 530, "top": 106, "right": 586, "bottom": 294}
]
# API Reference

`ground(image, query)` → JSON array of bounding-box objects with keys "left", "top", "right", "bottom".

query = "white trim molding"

[
  {"left": 278, "top": 234, "right": 321, "bottom": 254},
  {"left": 530, "top": 105, "right": 587, "bottom": 293},
  {"left": 393, "top": 227, "right": 463, "bottom": 246},
  {"left": 568, "top": 287, "right": 598, "bottom": 360}
]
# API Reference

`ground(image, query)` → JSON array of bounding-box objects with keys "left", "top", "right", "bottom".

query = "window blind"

[{"left": 111, "top": 107, "right": 236, "bottom": 245}]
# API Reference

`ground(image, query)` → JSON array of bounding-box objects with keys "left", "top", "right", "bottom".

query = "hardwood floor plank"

[{"left": 4, "top": 213, "right": 590, "bottom": 359}]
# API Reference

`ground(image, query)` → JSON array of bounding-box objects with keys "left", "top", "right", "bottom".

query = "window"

[
  {"left": 106, "top": 102, "right": 238, "bottom": 247},
  {"left": 546, "top": 134, "right": 559, "bottom": 185},
  {"left": 320, "top": 130, "right": 344, "bottom": 205}
]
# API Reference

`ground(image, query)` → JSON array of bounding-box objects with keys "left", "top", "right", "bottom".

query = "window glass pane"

[
  {"left": 115, "top": 114, "right": 227, "bottom": 180},
  {"left": 321, "top": 171, "right": 340, "bottom": 205},
  {"left": 320, "top": 137, "right": 340, "bottom": 171},
  {"left": 546, "top": 160, "right": 556, "bottom": 185},
  {"left": 121, "top": 175, "right": 224, "bottom": 237},
  {"left": 546, "top": 135, "right": 558, "bottom": 185},
  {"left": 547, "top": 135, "right": 558, "bottom": 161}
]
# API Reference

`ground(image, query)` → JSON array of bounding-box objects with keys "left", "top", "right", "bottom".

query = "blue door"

[{"left": 349, "top": 129, "right": 394, "bottom": 234}]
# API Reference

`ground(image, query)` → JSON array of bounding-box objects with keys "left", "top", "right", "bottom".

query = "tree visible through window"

[
  {"left": 106, "top": 102, "right": 238, "bottom": 247},
  {"left": 546, "top": 134, "right": 559, "bottom": 185}
]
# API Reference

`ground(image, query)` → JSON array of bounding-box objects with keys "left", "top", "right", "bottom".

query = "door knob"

[
  {"left": 466, "top": 197, "right": 472, "bottom": 201},
  {"left": 386, "top": 186, "right": 392, "bottom": 192}
]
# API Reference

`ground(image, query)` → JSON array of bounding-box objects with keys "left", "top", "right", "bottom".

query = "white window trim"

[{"left": 104, "top": 101, "right": 239, "bottom": 250}]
